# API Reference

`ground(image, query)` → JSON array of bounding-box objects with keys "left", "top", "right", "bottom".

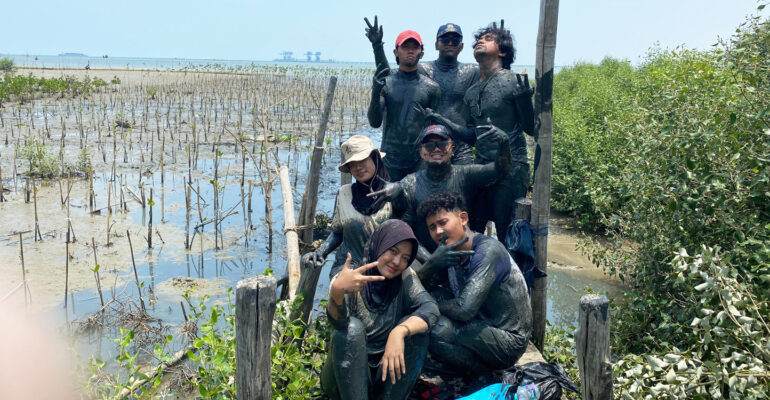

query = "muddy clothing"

[
  {"left": 429, "top": 233, "right": 532, "bottom": 373},
  {"left": 463, "top": 69, "right": 534, "bottom": 239},
  {"left": 327, "top": 184, "right": 394, "bottom": 279},
  {"left": 322, "top": 268, "right": 438, "bottom": 400},
  {"left": 395, "top": 152, "right": 509, "bottom": 253},
  {"left": 372, "top": 45, "right": 479, "bottom": 165},
  {"left": 368, "top": 69, "right": 441, "bottom": 181}
]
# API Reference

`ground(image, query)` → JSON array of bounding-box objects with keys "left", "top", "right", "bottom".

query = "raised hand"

[
  {"left": 412, "top": 103, "right": 438, "bottom": 121},
  {"left": 475, "top": 117, "right": 509, "bottom": 143},
  {"left": 331, "top": 253, "right": 385, "bottom": 296},
  {"left": 366, "top": 181, "right": 402, "bottom": 210},
  {"left": 427, "top": 234, "right": 474, "bottom": 270},
  {"left": 514, "top": 73, "right": 534, "bottom": 97},
  {"left": 364, "top": 16, "right": 384, "bottom": 45},
  {"left": 300, "top": 250, "right": 325, "bottom": 269}
]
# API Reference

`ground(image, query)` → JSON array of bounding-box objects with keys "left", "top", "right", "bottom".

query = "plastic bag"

[{"left": 501, "top": 362, "right": 579, "bottom": 400}]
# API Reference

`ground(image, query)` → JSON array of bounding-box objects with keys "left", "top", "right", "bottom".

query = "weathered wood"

[
  {"left": 531, "top": 0, "right": 560, "bottom": 349},
  {"left": 514, "top": 197, "right": 532, "bottom": 221},
  {"left": 576, "top": 294, "right": 613, "bottom": 400},
  {"left": 292, "top": 260, "right": 324, "bottom": 325},
  {"left": 235, "top": 276, "right": 277, "bottom": 400},
  {"left": 277, "top": 166, "right": 301, "bottom": 299},
  {"left": 297, "top": 76, "right": 337, "bottom": 245}
]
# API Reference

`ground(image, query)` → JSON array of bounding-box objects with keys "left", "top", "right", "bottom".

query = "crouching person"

[
  {"left": 416, "top": 192, "right": 532, "bottom": 376},
  {"left": 321, "top": 220, "right": 439, "bottom": 400}
]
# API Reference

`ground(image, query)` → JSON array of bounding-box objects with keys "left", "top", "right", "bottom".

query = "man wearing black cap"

[
  {"left": 365, "top": 17, "right": 479, "bottom": 165},
  {"left": 369, "top": 124, "right": 510, "bottom": 257},
  {"left": 418, "top": 21, "right": 535, "bottom": 242},
  {"left": 367, "top": 29, "right": 441, "bottom": 181}
]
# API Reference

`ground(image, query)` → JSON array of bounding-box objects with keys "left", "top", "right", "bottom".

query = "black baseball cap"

[
  {"left": 436, "top": 23, "right": 463, "bottom": 38},
  {"left": 419, "top": 124, "right": 451, "bottom": 143}
]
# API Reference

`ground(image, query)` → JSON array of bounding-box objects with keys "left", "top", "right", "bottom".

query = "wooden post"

[
  {"left": 277, "top": 166, "right": 301, "bottom": 300},
  {"left": 531, "top": 0, "right": 560, "bottom": 349},
  {"left": 235, "top": 276, "right": 277, "bottom": 400},
  {"left": 297, "top": 76, "right": 337, "bottom": 246},
  {"left": 0, "top": 166, "right": 4, "bottom": 202},
  {"left": 19, "top": 233, "right": 29, "bottom": 306},
  {"left": 576, "top": 294, "right": 613, "bottom": 400}
]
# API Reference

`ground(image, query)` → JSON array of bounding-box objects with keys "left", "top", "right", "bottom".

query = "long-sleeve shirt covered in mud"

[
  {"left": 372, "top": 45, "right": 480, "bottom": 164},
  {"left": 368, "top": 69, "right": 441, "bottom": 173},
  {"left": 396, "top": 163, "right": 505, "bottom": 253},
  {"left": 328, "top": 268, "right": 439, "bottom": 355},
  {"left": 443, "top": 233, "right": 532, "bottom": 334},
  {"left": 328, "top": 184, "right": 394, "bottom": 279},
  {"left": 464, "top": 69, "right": 534, "bottom": 165}
]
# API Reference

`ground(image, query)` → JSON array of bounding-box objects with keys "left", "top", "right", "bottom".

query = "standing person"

[
  {"left": 301, "top": 135, "right": 394, "bottom": 280},
  {"left": 420, "top": 21, "right": 535, "bottom": 241},
  {"left": 416, "top": 192, "right": 532, "bottom": 378},
  {"left": 367, "top": 30, "right": 441, "bottom": 181},
  {"left": 321, "top": 220, "right": 439, "bottom": 400},
  {"left": 365, "top": 17, "right": 479, "bottom": 165}
]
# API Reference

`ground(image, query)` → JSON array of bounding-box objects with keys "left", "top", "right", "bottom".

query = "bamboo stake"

[
  {"left": 126, "top": 230, "right": 146, "bottom": 312},
  {"left": 531, "top": 0, "right": 560, "bottom": 349},
  {"left": 64, "top": 237, "right": 69, "bottom": 308},
  {"left": 19, "top": 233, "right": 29, "bottom": 307}
]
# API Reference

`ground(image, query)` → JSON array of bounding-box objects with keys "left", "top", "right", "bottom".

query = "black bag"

[{"left": 501, "top": 362, "right": 579, "bottom": 400}]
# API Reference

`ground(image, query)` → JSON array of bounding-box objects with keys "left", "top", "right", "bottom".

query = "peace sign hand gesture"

[
  {"left": 331, "top": 253, "right": 385, "bottom": 298},
  {"left": 364, "top": 16, "right": 384, "bottom": 45}
]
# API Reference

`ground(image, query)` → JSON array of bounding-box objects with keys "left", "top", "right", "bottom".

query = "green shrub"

[
  {"left": 19, "top": 141, "right": 59, "bottom": 177},
  {"left": 0, "top": 56, "right": 14, "bottom": 75}
]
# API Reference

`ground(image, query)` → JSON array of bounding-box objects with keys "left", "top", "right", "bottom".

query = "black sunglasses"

[
  {"left": 439, "top": 36, "right": 462, "bottom": 46},
  {"left": 422, "top": 140, "right": 450, "bottom": 152}
]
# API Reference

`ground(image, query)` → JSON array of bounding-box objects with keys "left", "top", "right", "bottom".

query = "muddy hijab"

[
  {"left": 351, "top": 152, "right": 391, "bottom": 215},
  {"left": 360, "top": 219, "right": 418, "bottom": 312}
]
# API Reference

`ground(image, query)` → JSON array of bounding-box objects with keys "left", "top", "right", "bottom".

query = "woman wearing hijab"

[
  {"left": 321, "top": 220, "right": 439, "bottom": 400},
  {"left": 301, "top": 135, "right": 395, "bottom": 279}
]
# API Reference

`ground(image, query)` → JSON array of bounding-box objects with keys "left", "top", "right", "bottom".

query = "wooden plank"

[
  {"left": 297, "top": 76, "right": 337, "bottom": 245},
  {"left": 235, "top": 276, "right": 277, "bottom": 400},
  {"left": 277, "top": 166, "right": 301, "bottom": 300},
  {"left": 575, "top": 294, "right": 613, "bottom": 400},
  {"left": 531, "top": 0, "right": 560, "bottom": 349}
]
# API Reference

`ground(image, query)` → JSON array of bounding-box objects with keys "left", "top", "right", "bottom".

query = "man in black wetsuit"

[
  {"left": 368, "top": 124, "right": 510, "bottom": 256},
  {"left": 416, "top": 192, "right": 532, "bottom": 377},
  {"left": 418, "top": 21, "right": 535, "bottom": 242},
  {"left": 365, "top": 17, "right": 479, "bottom": 165},
  {"left": 367, "top": 29, "right": 441, "bottom": 181}
]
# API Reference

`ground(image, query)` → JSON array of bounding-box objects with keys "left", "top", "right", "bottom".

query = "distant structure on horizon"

[
  {"left": 58, "top": 52, "right": 88, "bottom": 57},
  {"left": 275, "top": 51, "right": 334, "bottom": 63}
]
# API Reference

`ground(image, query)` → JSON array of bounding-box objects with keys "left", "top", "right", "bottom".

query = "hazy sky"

[{"left": 2, "top": 0, "right": 766, "bottom": 65}]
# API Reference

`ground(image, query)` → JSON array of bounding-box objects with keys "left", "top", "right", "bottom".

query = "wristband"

[{"left": 398, "top": 324, "right": 411, "bottom": 337}]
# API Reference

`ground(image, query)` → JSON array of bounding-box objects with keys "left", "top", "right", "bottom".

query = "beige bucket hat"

[{"left": 338, "top": 135, "right": 386, "bottom": 172}]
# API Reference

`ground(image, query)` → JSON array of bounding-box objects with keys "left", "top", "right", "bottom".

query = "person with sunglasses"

[
  {"left": 365, "top": 17, "right": 480, "bottom": 166},
  {"left": 368, "top": 124, "right": 511, "bottom": 260},
  {"left": 416, "top": 21, "right": 535, "bottom": 243}
]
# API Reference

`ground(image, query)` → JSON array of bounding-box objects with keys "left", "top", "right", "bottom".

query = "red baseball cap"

[{"left": 396, "top": 30, "right": 423, "bottom": 47}]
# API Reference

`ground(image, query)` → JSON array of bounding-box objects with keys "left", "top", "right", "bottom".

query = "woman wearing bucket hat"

[
  {"left": 321, "top": 219, "right": 439, "bottom": 400},
  {"left": 301, "top": 135, "right": 396, "bottom": 279}
]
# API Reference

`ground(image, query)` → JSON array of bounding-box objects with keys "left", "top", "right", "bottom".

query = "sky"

[{"left": 1, "top": 0, "right": 767, "bottom": 66}]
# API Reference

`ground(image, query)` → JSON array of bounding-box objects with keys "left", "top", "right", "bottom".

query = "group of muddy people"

[{"left": 302, "top": 17, "right": 537, "bottom": 399}]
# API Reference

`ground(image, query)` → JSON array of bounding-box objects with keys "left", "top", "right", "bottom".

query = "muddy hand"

[
  {"left": 364, "top": 16, "right": 384, "bottom": 45},
  {"left": 367, "top": 182, "right": 402, "bottom": 209},
  {"left": 429, "top": 234, "right": 474, "bottom": 269},
  {"left": 476, "top": 118, "right": 508, "bottom": 143}
]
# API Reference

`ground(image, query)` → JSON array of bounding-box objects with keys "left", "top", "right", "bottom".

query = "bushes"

[
  {"left": 551, "top": 5, "right": 770, "bottom": 398},
  {"left": 0, "top": 73, "right": 115, "bottom": 104},
  {"left": 0, "top": 56, "right": 14, "bottom": 75}
]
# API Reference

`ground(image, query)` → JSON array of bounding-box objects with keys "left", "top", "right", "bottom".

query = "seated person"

[
  {"left": 415, "top": 192, "right": 532, "bottom": 376},
  {"left": 321, "top": 220, "right": 439, "bottom": 400}
]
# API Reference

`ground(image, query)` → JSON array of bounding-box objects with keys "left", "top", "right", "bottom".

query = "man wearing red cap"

[
  {"left": 365, "top": 17, "right": 479, "bottom": 166},
  {"left": 367, "top": 29, "right": 441, "bottom": 181}
]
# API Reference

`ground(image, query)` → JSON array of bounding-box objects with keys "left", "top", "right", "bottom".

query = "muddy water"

[{"left": 1, "top": 124, "right": 623, "bottom": 365}]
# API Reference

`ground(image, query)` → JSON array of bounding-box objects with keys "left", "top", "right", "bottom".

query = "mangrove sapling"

[
  {"left": 147, "top": 188, "right": 153, "bottom": 249},
  {"left": 92, "top": 237, "right": 104, "bottom": 307},
  {"left": 126, "top": 229, "right": 146, "bottom": 312}
]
